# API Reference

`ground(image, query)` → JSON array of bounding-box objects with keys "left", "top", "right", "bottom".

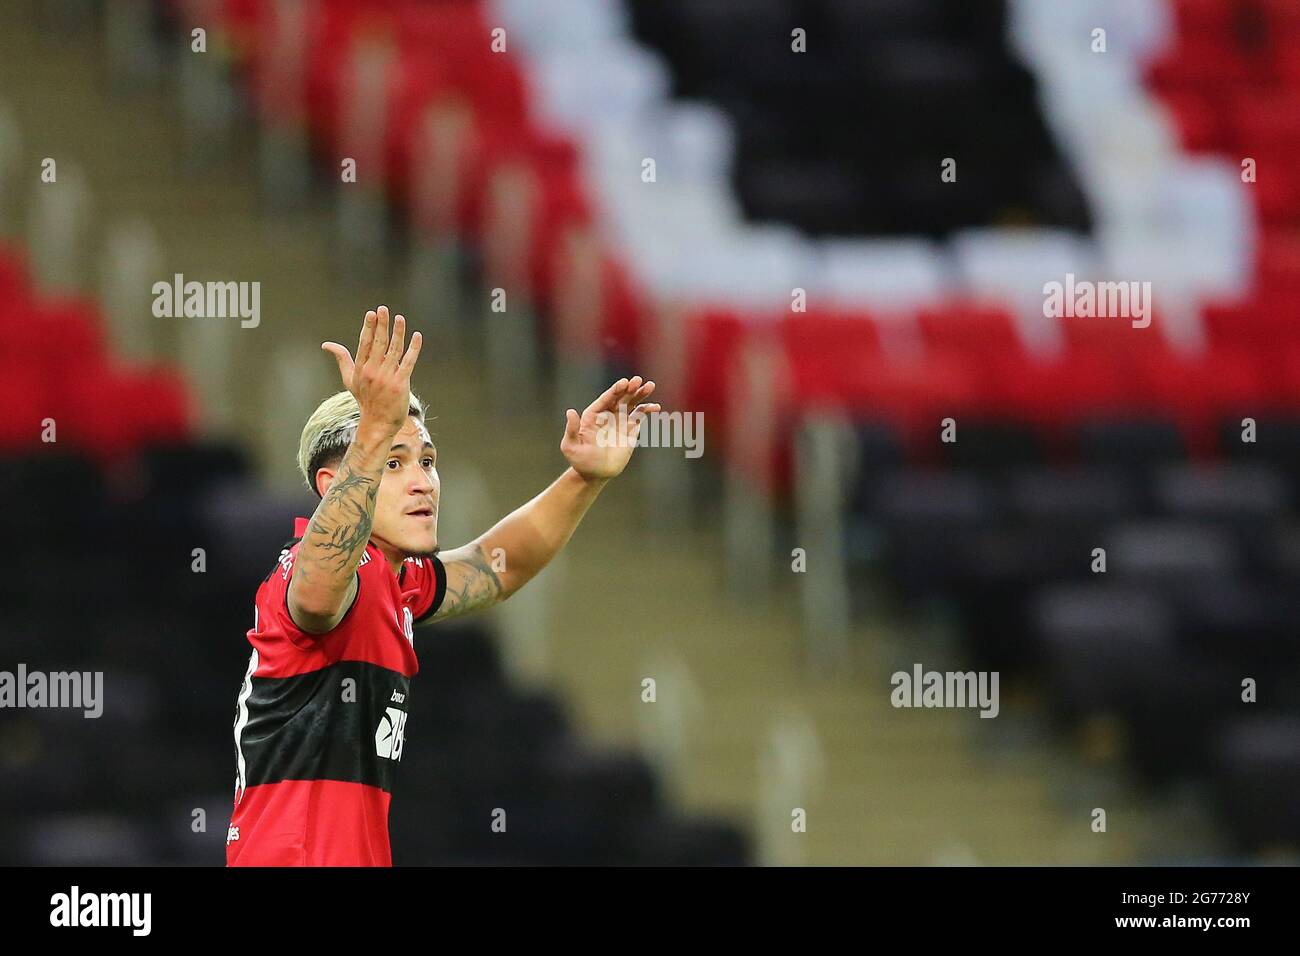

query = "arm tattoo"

[
  {"left": 433, "top": 542, "right": 505, "bottom": 621},
  {"left": 303, "top": 465, "right": 379, "bottom": 574}
]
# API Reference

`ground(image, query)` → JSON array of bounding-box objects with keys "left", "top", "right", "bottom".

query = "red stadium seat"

[
  {"left": 1059, "top": 309, "right": 1174, "bottom": 360},
  {"left": 0, "top": 236, "right": 194, "bottom": 457},
  {"left": 1169, "top": 0, "right": 1236, "bottom": 38},
  {"left": 0, "top": 245, "right": 32, "bottom": 321},
  {"left": 65, "top": 364, "right": 192, "bottom": 459},
  {"left": 599, "top": 258, "right": 645, "bottom": 360},
  {"left": 983, "top": 353, "right": 1137, "bottom": 429},
  {"left": 916, "top": 301, "right": 1023, "bottom": 357},
  {"left": 527, "top": 169, "right": 592, "bottom": 308},
  {"left": 681, "top": 307, "right": 755, "bottom": 434},
  {"left": 0, "top": 361, "right": 47, "bottom": 450},
  {"left": 1261, "top": 0, "right": 1300, "bottom": 36},
  {"left": 1231, "top": 90, "right": 1300, "bottom": 160},
  {"left": 1161, "top": 91, "right": 1227, "bottom": 153},
  {"left": 1203, "top": 296, "right": 1300, "bottom": 349},
  {"left": 782, "top": 310, "right": 883, "bottom": 363},
  {"left": 1258, "top": 232, "right": 1300, "bottom": 297},
  {"left": 1147, "top": 36, "right": 1253, "bottom": 93},
  {"left": 383, "top": 57, "right": 457, "bottom": 199}
]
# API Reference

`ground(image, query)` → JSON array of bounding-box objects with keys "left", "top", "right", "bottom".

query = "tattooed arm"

[
  {"left": 289, "top": 305, "right": 423, "bottom": 634},
  {"left": 426, "top": 468, "right": 604, "bottom": 622},
  {"left": 286, "top": 428, "right": 388, "bottom": 633},
  {"left": 426, "top": 376, "right": 660, "bottom": 622}
]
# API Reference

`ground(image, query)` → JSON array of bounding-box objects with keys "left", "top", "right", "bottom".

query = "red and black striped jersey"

[{"left": 226, "top": 516, "right": 446, "bottom": 866}]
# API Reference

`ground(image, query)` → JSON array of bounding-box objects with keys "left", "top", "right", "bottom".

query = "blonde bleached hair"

[{"left": 297, "top": 389, "right": 427, "bottom": 495}]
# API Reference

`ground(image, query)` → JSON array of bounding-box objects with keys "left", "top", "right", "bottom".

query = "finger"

[
  {"left": 321, "top": 342, "right": 355, "bottom": 384},
  {"left": 356, "top": 310, "right": 377, "bottom": 366},
  {"left": 627, "top": 403, "right": 661, "bottom": 430},
  {"left": 623, "top": 381, "right": 655, "bottom": 408},
  {"left": 370, "top": 305, "right": 390, "bottom": 365},
  {"left": 385, "top": 313, "right": 406, "bottom": 366},
  {"left": 564, "top": 408, "right": 581, "bottom": 442},
  {"left": 586, "top": 378, "right": 630, "bottom": 415},
  {"left": 616, "top": 375, "right": 643, "bottom": 399},
  {"left": 398, "top": 330, "right": 423, "bottom": 376}
]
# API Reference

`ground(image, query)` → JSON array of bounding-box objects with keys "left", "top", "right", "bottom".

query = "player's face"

[{"left": 369, "top": 416, "right": 439, "bottom": 564}]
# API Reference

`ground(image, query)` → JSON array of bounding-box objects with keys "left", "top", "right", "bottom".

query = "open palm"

[{"left": 561, "top": 376, "right": 660, "bottom": 480}]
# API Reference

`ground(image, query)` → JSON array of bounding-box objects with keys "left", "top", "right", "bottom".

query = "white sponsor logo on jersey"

[{"left": 375, "top": 705, "right": 407, "bottom": 761}]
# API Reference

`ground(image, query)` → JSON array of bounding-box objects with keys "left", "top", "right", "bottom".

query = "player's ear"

[{"left": 314, "top": 466, "right": 337, "bottom": 498}]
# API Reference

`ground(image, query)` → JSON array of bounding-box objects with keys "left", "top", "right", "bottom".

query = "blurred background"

[{"left": 0, "top": 0, "right": 1297, "bottom": 865}]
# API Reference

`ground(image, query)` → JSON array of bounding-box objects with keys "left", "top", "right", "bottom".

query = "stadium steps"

[{"left": 439, "top": 400, "right": 1176, "bottom": 864}]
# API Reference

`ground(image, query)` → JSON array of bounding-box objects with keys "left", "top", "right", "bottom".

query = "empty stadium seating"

[{"left": 163, "top": 0, "right": 1299, "bottom": 854}]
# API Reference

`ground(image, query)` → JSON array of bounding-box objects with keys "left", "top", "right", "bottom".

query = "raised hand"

[
  {"left": 322, "top": 305, "right": 423, "bottom": 433},
  {"left": 561, "top": 376, "right": 660, "bottom": 481}
]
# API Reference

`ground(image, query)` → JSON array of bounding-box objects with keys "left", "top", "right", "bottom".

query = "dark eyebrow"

[{"left": 387, "top": 442, "right": 437, "bottom": 455}]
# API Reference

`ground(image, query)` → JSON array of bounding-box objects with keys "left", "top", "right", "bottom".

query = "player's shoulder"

[
  {"left": 258, "top": 537, "right": 303, "bottom": 587},
  {"left": 260, "top": 537, "right": 389, "bottom": 582}
]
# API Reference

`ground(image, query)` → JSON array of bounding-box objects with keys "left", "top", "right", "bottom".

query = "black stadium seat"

[
  {"left": 1075, "top": 418, "right": 1187, "bottom": 468},
  {"left": 939, "top": 419, "right": 1045, "bottom": 472},
  {"left": 1103, "top": 520, "right": 1240, "bottom": 585},
  {"left": 1211, "top": 716, "right": 1300, "bottom": 852},
  {"left": 1029, "top": 584, "right": 1176, "bottom": 723},
  {"left": 1152, "top": 463, "right": 1290, "bottom": 527},
  {"left": 1220, "top": 415, "right": 1300, "bottom": 474},
  {"left": 870, "top": 469, "right": 1001, "bottom": 596},
  {"left": 1006, "top": 466, "right": 1144, "bottom": 525}
]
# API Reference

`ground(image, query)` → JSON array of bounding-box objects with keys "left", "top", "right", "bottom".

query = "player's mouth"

[{"left": 406, "top": 507, "right": 435, "bottom": 520}]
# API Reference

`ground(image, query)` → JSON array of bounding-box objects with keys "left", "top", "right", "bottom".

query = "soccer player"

[{"left": 226, "top": 305, "right": 658, "bottom": 865}]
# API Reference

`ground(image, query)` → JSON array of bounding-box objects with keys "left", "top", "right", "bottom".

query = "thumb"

[
  {"left": 564, "top": 408, "right": 581, "bottom": 442},
  {"left": 321, "top": 342, "right": 354, "bottom": 385}
]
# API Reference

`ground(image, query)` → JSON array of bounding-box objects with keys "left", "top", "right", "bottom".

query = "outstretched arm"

[
  {"left": 427, "top": 376, "right": 659, "bottom": 622},
  {"left": 289, "top": 306, "right": 422, "bottom": 633}
]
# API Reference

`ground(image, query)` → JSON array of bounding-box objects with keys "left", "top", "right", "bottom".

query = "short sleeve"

[
  {"left": 407, "top": 555, "right": 448, "bottom": 624},
  {"left": 261, "top": 542, "right": 361, "bottom": 646}
]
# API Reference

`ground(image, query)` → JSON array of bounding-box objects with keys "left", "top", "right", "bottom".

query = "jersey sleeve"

[
  {"left": 260, "top": 543, "right": 361, "bottom": 648},
  {"left": 406, "top": 555, "right": 448, "bottom": 624}
]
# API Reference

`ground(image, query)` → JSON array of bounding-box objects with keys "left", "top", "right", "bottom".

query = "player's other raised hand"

[{"left": 561, "top": 376, "right": 660, "bottom": 480}]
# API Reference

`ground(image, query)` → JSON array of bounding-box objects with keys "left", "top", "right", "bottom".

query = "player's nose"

[{"left": 410, "top": 470, "right": 435, "bottom": 496}]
